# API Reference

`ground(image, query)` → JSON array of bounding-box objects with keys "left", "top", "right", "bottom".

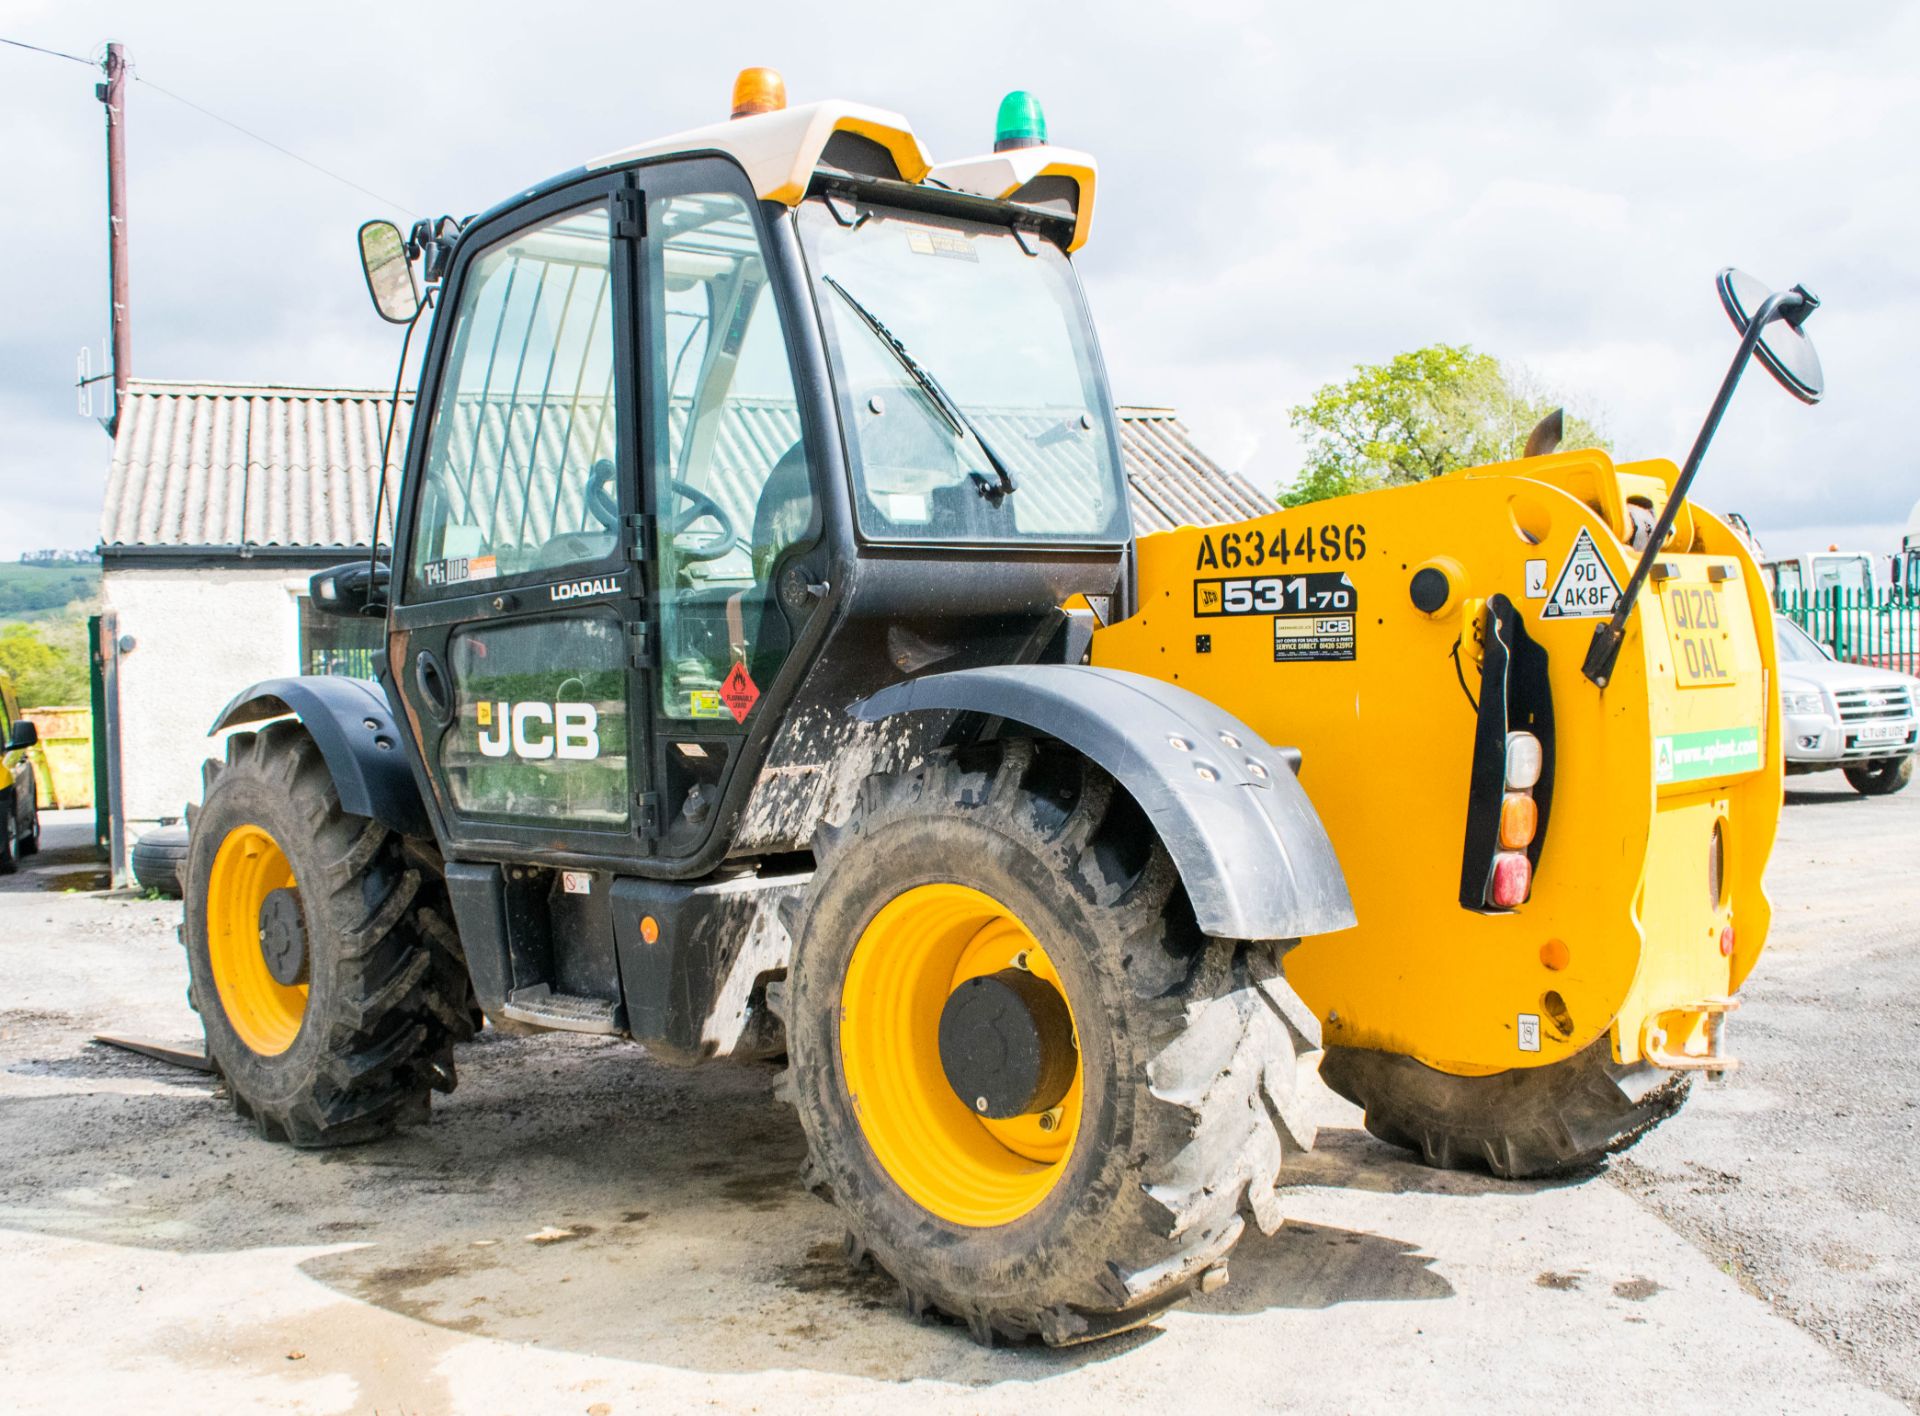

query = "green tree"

[
  {"left": 0, "top": 619, "right": 89, "bottom": 707},
  {"left": 1281, "top": 344, "right": 1606, "bottom": 507}
]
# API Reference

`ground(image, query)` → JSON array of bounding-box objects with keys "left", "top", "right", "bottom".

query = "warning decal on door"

[
  {"left": 720, "top": 663, "right": 760, "bottom": 724},
  {"left": 1540, "top": 529, "right": 1621, "bottom": 619}
]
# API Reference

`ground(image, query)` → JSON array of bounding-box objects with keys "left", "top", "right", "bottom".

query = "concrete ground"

[{"left": 1, "top": 785, "right": 1914, "bottom": 1415}]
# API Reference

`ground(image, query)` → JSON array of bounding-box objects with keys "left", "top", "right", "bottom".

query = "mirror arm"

[
  {"left": 365, "top": 288, "right": 433, "bottom": 614},
  {"left": 1581, "top": 287, "right": 1808, "bottom": 688}
]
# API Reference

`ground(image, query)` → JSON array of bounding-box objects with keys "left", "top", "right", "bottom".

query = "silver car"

[{"left": 1776, "top": 616, "right": 1918, "bottom": 794}]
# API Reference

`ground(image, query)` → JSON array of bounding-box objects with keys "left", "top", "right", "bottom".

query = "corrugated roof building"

[
  {"left": 97, "top": 378, "right": 1271, "bottom": 844},
  {"left": 100, "top": 380, "right": 1270, "bottom": 555}
]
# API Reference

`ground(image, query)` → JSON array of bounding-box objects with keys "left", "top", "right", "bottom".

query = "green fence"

[{"left": 1776, "top": 589, "right": 1920, "bottom": 677}]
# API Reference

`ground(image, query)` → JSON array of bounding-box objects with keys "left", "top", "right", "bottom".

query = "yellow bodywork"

[{"left": 1092, "top": 449, "right": 1781, "bottom": 1077}]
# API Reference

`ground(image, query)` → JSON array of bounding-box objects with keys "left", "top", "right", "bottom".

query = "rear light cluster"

[{"left": 1488, "top": 731, "right": 1543, "bottom": 908}]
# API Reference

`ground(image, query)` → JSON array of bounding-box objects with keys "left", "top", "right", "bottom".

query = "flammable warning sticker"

[
  {"left": 1540, "top": 529, "right": 1620, "bottom": 619},
  {"left": 1654, "top": 726, "right": 1763, "bottom": 784}
]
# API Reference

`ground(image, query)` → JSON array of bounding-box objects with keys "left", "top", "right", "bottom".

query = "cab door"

[
  {"left": 637, "top": 164, "right": 823, "bottom": 855},
  {"left": 389, "top": 179, "right": 647, "bottom": 860}
]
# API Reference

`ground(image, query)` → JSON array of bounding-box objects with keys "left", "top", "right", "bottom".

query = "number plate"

[
  {"left": 1855, "top": 722, "right": 1909, "bottom": 744},
  {"left": 1663, "top": 583, "right": 1735, "bottom": 688}
]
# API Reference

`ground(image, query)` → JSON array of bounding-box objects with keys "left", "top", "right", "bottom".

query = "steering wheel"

[{"left": 585, "top": 459, "right": 739, "bottom": 561}]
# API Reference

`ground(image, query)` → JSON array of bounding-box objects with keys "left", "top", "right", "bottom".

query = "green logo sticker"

[{"left": 1654, "top": 726, "right": 1762, "bottom": 784}]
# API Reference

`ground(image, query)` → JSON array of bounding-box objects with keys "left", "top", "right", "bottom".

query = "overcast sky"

[{"left": 3, "top": 0, "right": 1915, "bottom": 560}]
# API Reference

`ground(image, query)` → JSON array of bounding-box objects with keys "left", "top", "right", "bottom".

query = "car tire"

[
  {"left": 15, "top": 770, "right": 38, "bottom": 857},
  {"left": 0, "top": 792, "right": 16, "bottom": 876},
  {"left": 1844, "top": 756, "right": 1914, "bottom": 796}
]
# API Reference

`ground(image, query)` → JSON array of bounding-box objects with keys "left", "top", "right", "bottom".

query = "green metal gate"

[{"left": 1776, "top": 589, "right": 1920, "bottom": 677}]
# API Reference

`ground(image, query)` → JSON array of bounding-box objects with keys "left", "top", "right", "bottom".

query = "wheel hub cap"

[
  {"left": 937, "top": 968, "right": 1076, "bottom": 1119},
  {"left": 258, "top": 887, "right": 309, "bottom": 987}
]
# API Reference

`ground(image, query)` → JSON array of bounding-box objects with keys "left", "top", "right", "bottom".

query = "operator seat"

[{"left": 732, "top": 441, "right": 815, "bottom": 683}]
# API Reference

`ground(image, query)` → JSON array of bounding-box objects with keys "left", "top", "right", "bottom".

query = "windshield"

[
  {"left": 1775, "top": 617, "right": 1831, "bottom": 664},
  {"left": 797, "top": 199, "right": 1128, "bottom": 545},
  {"left": 1811, "top": 555, "right": 1872, "bottom": 594}
]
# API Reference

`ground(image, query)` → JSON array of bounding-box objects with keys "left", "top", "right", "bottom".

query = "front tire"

[
  {"left": 1844, "top": 756, "right": 1913, "bottom": 796},
  {"left": 1320, "top": 1034, "right": 1690, "bottom": 1179},
  {"left": 183, "top": 721, "right": 475, "bottom": 1146},
  {"left": 782, "top": 741, "right": 1320, "bottom": 1345}
]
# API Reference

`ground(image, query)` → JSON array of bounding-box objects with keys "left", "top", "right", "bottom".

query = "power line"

[
  {"left": 0, "top": 35, "right": 93, "bottom": 66},
  {"left": 134, "top": 74, "right": 419, "bottom": 217},
  {"left": 2, "top": 34, "right": 419, "bottom": 217}
]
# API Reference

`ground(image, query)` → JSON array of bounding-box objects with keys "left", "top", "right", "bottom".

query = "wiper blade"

[{"left": 821, "top": 274, "right": 1017, "bottom": 505}]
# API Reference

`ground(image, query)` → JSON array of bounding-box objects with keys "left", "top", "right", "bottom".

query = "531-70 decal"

[{"left": 1194, "top": 570, "right": 1359, "bottom": 663}]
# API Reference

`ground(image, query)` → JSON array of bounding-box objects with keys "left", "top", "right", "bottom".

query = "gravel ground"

[
  {"left": 0, "top": 787, "right": 1914, "bottom": 1414},
  {"left": 1608, "top": 769, "right": 1920, "bottom": 1406}
]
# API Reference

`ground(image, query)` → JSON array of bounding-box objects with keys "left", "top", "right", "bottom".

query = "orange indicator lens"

[{"left": 1499, "top": 792, "right": 1538, "bottom": 849}]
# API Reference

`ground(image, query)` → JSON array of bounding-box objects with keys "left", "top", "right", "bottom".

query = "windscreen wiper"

[{"left": 821, "top": 274, "right": 1017, "bottom": 505}]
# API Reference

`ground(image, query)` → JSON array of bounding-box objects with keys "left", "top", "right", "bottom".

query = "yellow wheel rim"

[
  {"left": 839, "top": 882, "right": 1084, "bottom": 1228},
  {"left": 205, "top": 823, "right": 308, "bottom": 1056}
]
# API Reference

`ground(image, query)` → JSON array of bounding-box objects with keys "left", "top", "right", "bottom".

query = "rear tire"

[
  {"left": 0, "top": 792, "right": 17, "bottom": 876},
  {"left": 1844, "top": 756, "right": 1913, "bottom": 795},
  {"left": 781, "top": 741, "right": 1321, "bottom": 1345},
  {"left": 183, "top": 721, "right": 476, "bottom": 1147},
  {"left": 1321, "top": 1034, "right": 1690, "bottom": 1179}
]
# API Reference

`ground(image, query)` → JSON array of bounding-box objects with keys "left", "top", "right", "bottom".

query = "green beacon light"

[{"left": 993, "top": 90, "right": 1048, "bottom": 153}]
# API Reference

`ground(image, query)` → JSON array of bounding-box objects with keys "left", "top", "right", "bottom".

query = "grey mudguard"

[
  {"left": 210, "top": 676, "right": 432, "bottom": 840},
  {"left": 853, "top": 665, "right": 1357, "bottom": 941}
]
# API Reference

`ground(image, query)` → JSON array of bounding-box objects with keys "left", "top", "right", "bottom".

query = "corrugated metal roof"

[{"left": 100, "top": 380, "right": 1271, "bottom": 550}]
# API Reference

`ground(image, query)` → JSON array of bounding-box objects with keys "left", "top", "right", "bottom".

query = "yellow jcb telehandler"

[{"left": 178, "top": 70, "right": 1815, "bottom": 1344}]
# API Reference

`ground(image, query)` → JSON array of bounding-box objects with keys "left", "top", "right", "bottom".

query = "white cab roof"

[{"left": 587, "top": 100, "right": 1096, "bottom": 250}]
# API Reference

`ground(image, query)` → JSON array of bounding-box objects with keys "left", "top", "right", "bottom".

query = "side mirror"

[
  {"left": 310, "top": 559, "right": 391, "bottom": 619},
  {"left": 358, "top": 220, "right": 421, "bottom": 324},
  {"left": 6, "top": 720, "right": 37, "bottom": 753},
  {"left": 1718, "top": 268, "right": 1823, "bottom": 404},
  {"left": 1582, "top": 269, "right": 1824, "bottom": 687}
]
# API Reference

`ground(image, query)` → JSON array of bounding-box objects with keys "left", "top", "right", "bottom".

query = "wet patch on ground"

[{"left": 772, "top": 1240, "right": 900, "bottom": 1311}]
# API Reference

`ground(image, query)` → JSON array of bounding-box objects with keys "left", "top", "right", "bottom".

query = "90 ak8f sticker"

[{"left": 1194, "top": 570, "right": 1359, "bottom": 663}]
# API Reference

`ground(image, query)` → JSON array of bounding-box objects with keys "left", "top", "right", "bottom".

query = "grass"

[{"left": 0, "top": 562, "right": 101, "bottom": 627}]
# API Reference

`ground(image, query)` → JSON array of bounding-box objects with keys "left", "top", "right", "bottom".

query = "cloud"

[{"left": 1, "top": 0, "right": 1913, "bottom": 559}]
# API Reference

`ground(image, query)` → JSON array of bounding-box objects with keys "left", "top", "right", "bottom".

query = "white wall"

[{"left": 102, "top": 564, "right": 309, "bottom": 831}]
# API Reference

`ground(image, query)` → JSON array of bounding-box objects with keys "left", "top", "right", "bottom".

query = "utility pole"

[{"left": 98, "top": 42, "right": 130, "bottom": 435}]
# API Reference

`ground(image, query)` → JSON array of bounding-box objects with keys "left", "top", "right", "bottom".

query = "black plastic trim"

[{"left": 209, "top": 676, "right": 431, "bottom": 839}]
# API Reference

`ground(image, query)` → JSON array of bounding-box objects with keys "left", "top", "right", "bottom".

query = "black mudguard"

[
  {"left": 209, "top": 677, "right": 431, "bottom": 839},
  {"left": 854, "top": 665, "right": 1356, "bottom": 942}
]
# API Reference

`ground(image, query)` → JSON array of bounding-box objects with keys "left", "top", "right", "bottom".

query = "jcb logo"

[{"left": 475, "top": 701, "right": 601, "bottom": 761}]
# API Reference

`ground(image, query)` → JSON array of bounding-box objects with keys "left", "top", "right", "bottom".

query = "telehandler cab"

[{"left": 182, "top": 69, "right": 1818, "bottom": 1345}]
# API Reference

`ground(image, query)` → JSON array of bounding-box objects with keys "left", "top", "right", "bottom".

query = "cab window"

[
  {"left": 407, "top": 204, "right": 621, "bottom": 596},
  {"left": 649, "top": 192, "right": 815, "bottom": 724}
]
